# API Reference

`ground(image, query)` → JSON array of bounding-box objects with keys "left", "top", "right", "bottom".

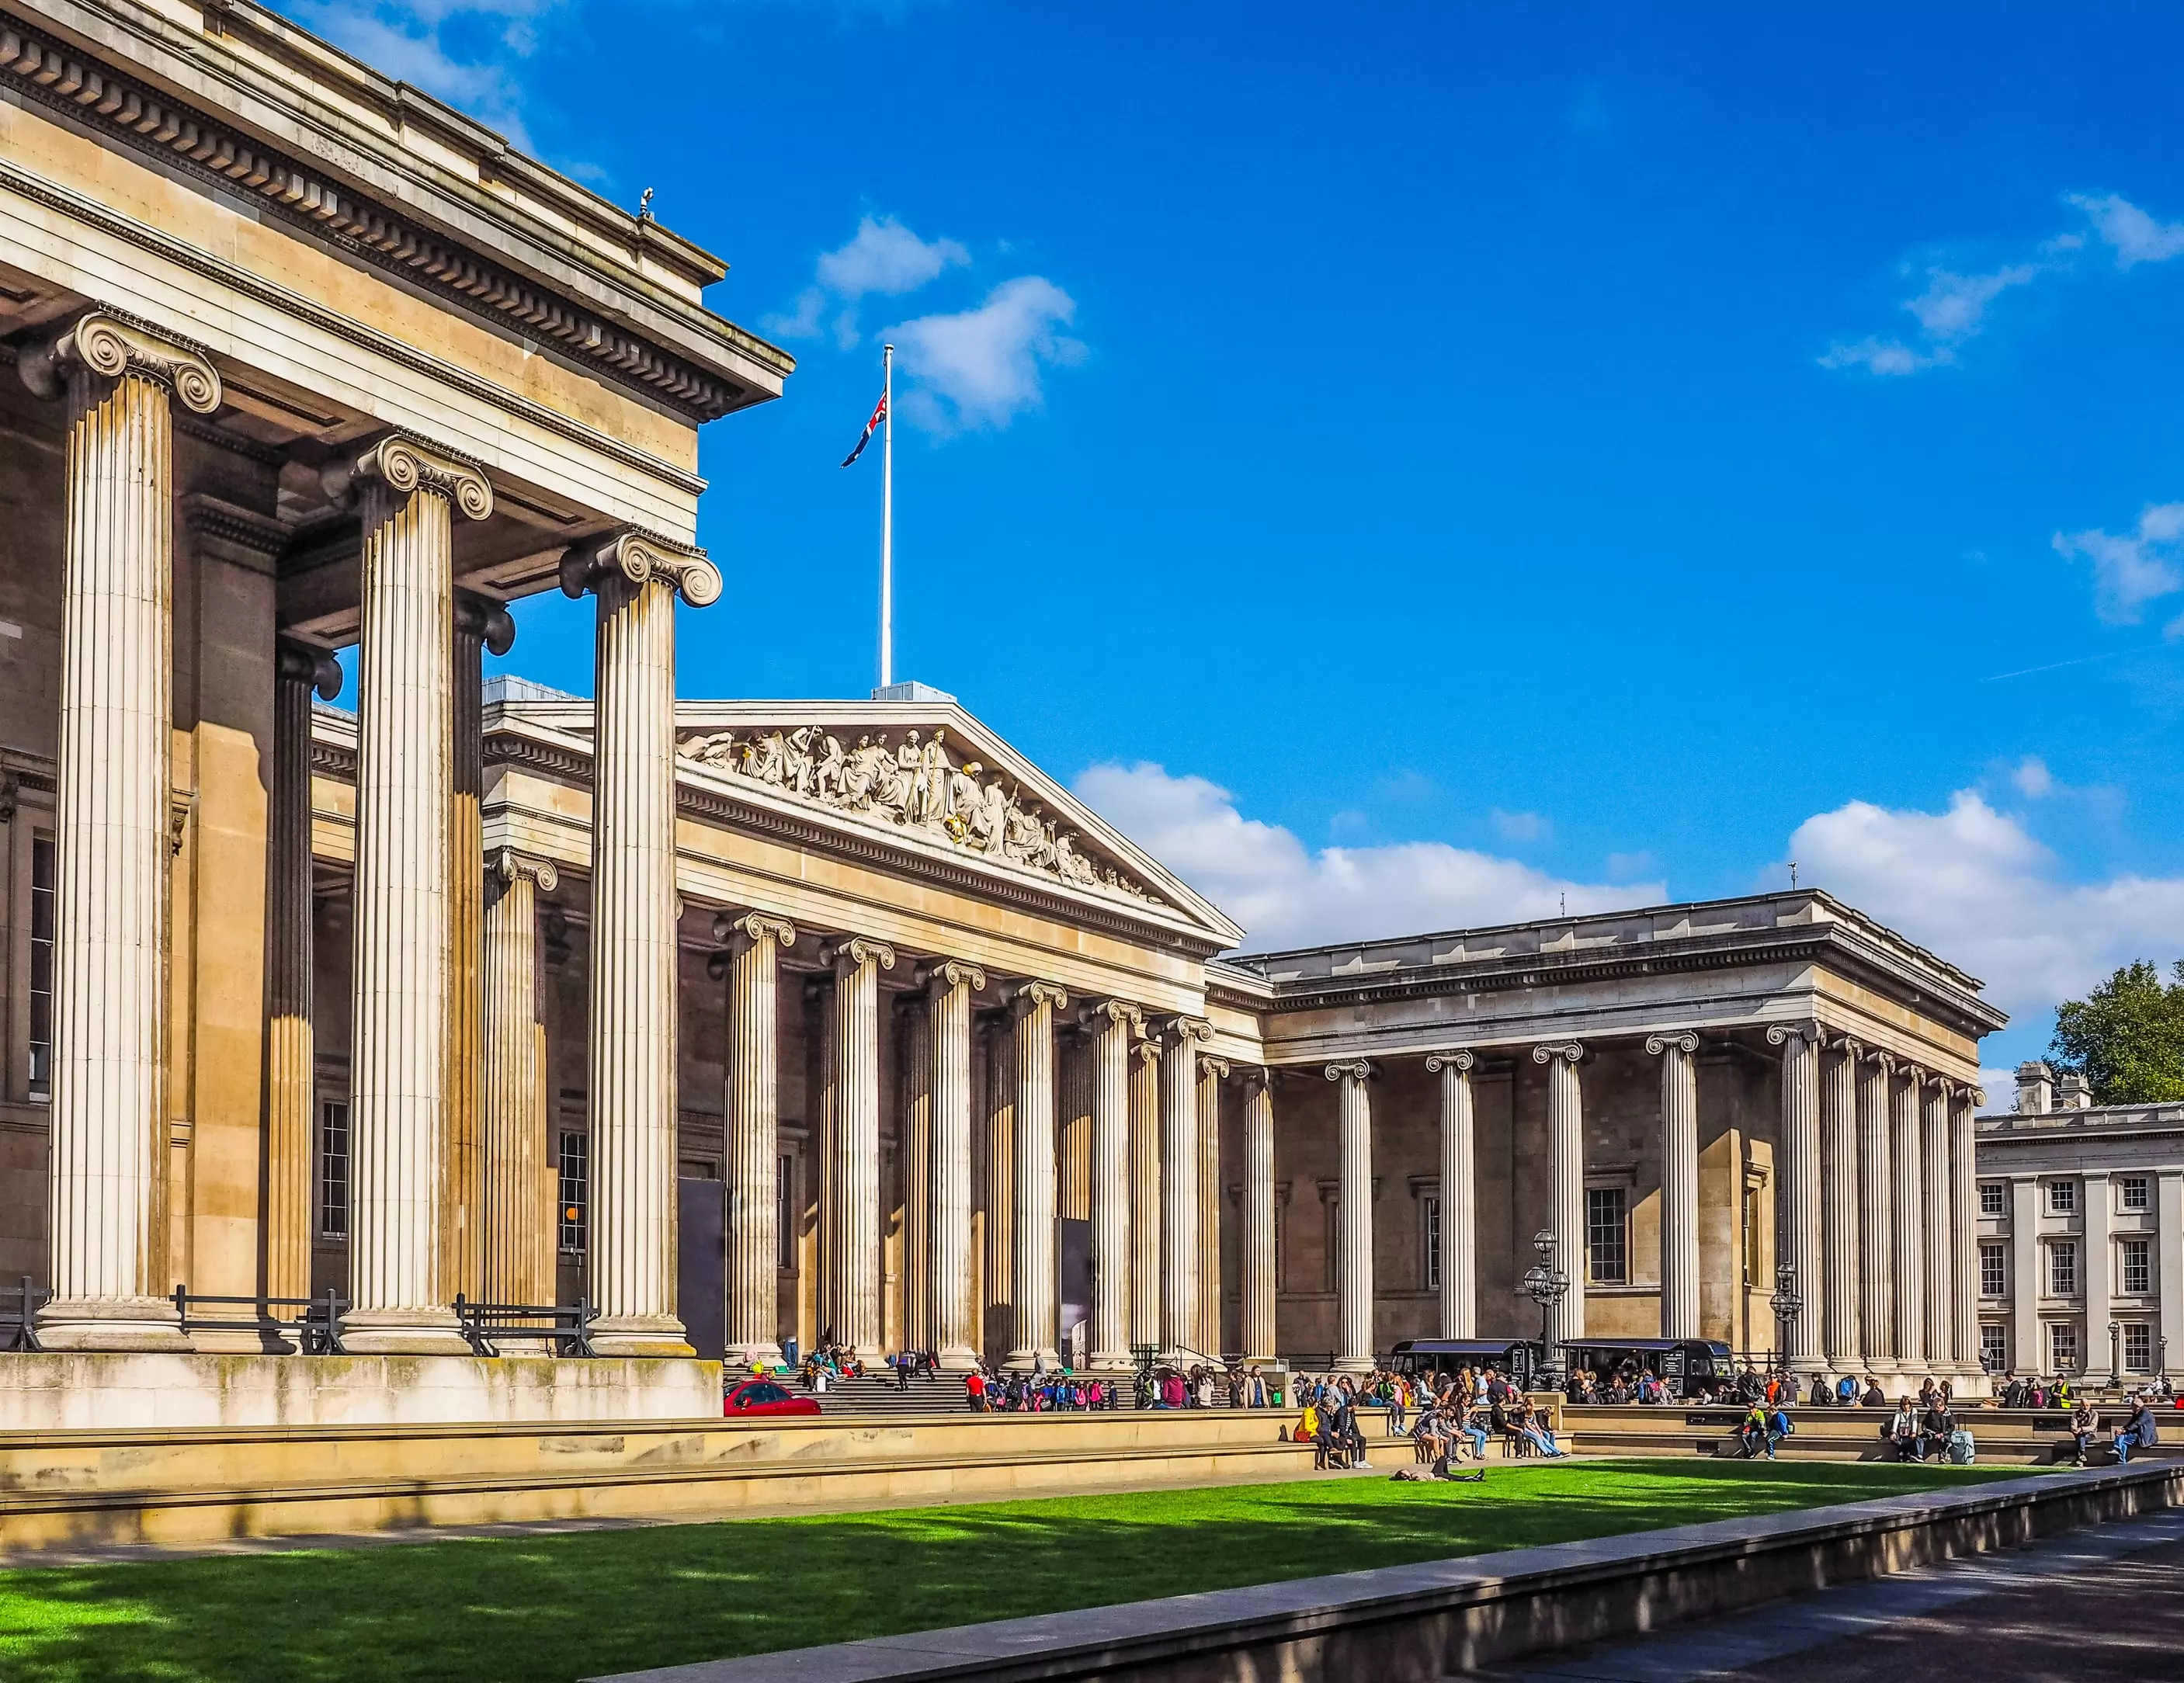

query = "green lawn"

[{"left": 0, "top": 1460, "right": 2024, "bottom": 1683}]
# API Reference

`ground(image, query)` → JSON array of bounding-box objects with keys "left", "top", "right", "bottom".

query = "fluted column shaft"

[
  {"left": 1241, "top": 1072, "right": 1276, "bottom": 1362},
  {"left": 38, "top": 314, "right": 217, "bottom": 1350},
  {"left": 345, "top": 439, "right": 490, "bottom": 1354},
  {"left": 1891, "top": 1068, "right": 1926, "bottom": 1369},
  {"left": 1196, "top": 1055, "right": 1227, "bottom": 1356},
  {"left": 981, "top": 1012, "right": 1015, "bottom": 1362},
  {"left": 828, "top": 938, "right": 894, "bottom": 1359},
  {"left": 1921, "top": 1078, "right": 1953, "bottom": 1367},
  {"left": 1161, "top": 1020, "right": 1210, "bottom": 1355},
  {"left": 1427, "top": 1052, "right": 1476, "bottom": 1338},
  {"left": 1648, "top": 1034, "right": 1700, "bottom": 1341},
  {"left": 1821, "top": 1040, "right": 1863, "bottom": 1370},
  {"left": 724, "top": 912, "right": 793, "bottom": 1365},
  {"left": 1856, "top": 1053, "right": 1896, "bottom": 1366},
  {"left": 1537, "top": 1043, "right": 1587, "bottom": 1352},
  {"left": 442, "top": 598, "right": 491, "bottom": 1308},
  {"left": 1129, "top": 1039, "right": 1163, "bottom": 1348},
  {"left": 932, "top": 963, "right": 984, "bottom": 1368},
  {"left": 482, "top": 850, "right": 556, "bottom": 1306},
  {"left": 1058, "top": 1038, "right": 1092, "bottom": 1224},
  {"left": 1950, "top": 1089, "right": 1980, "bottom": 1376},
  {"left": 266, "top": 646, "right": 337, "bottom": 1304},
  {"left": 1009, "top": 980, "right": 1063, "bottom": 1369},
  {"left": 898, "top": 994, "right": 932, "bottom": 1354},
  {"left": 1089, "top": 1004, "right": 1139, "bottom": 1369},
  {"left": 1327, "top": 1060, "right": 1375, "bottom": 1372},
  {"left": 1770, "top": 1024, "right": 1823, "bottom": 1364}
]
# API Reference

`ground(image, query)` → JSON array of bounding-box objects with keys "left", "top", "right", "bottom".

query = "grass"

[{"left": 0, "top": 1459, "right": 2025, "bottom": 1682}]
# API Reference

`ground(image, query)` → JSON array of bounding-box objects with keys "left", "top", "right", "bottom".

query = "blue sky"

[{"left": 290, "top": 0, "right": 2184, "bottom": 1088}]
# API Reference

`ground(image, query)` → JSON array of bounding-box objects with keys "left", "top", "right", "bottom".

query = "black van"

[
  {"left": 1387, "top": 1338, "right": 1540, "bottom": 1390},
  {"left": 1557, "top": 1338, "right": 1734, "bottom": 1400}
]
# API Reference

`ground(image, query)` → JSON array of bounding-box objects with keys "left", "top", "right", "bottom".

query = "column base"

[
  {"left": 339, "top": 1309, "right": 471, "bottom": 1356},
  {"left": 1004, "top": 1345, "right": 1062, "bottom": 1373},
  {"left": 36, "top": 1296, "right": 192, "bottom": 1354},
  {"left": 724, "top": 1342, "right": 784, "bottom": 1373},
  {"left": 1332, "top": 1354, "right": 1375, "bottom": 1375},
  {"left": 589, "top": 1313, "right": 695, "bottom": 1359},
  {"left": 933, "top": 1343, "right": 980, "bottom": 1373}
]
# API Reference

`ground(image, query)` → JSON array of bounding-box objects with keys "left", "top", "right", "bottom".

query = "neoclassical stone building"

[{"left": 0, "top": 0, "right": 2011, "bottom": 1420}]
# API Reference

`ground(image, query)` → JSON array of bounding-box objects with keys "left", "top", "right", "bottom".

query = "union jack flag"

[{"left": 840, "top": 390, "right": 887, "bottom": 467}]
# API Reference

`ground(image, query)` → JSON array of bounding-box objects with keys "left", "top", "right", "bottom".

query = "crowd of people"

[{"left": 1284, "top": 1365, "right": 1567, "bottom": 1473}]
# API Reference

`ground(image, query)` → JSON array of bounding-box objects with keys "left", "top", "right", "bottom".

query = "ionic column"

[
  {"left": 561, "top": 532, "right": 720, "bottom": 1356},
  {"left": 1325, "top": 1060, "right": 1375, "bottom": 1372},
  {"left": 825, "top": 936, "right": 896, "bottom": 1361},
  {"left": 444, "top": 593, "right": 513, "bottom": 1309},
  {"left": 1425, "top": 1051, "right": 1476, "bottom": 1338},
  {"left": 1820, "top": 1036, "right": 1863, "bottom": 1372},
  {"left": 981, "top": 1008, "right": 1015, "bottom": 1363},
  {"left": 1534, "top": 1043, "right": 1587, "bottom": 1351},
  {"left": 1162, "top": 1017, "right": 1213, "bottom": 1356},
  {"left": 340, "top": 435, "right": 493, "bottom": 1355},
  {"left": 1087, "top": 1001, "right": 1141, "bottom": 1369},
  {"left": 1008, "top": 980, "right": 1065, "bottom": 1369},
  {"left": 266, "top": 643, "right": 341, "bottom": 1305},
  {"left": 1196, "top": 1053, "right": 1228, "bottom": 1356},
  {"left": 1950, "top": 1086, "right": 1981, "bottom": 1378},
  {"left": 1891, "top": 1066, "right": 1927, "bottom": 1369},
  {"left": 1240, "top": 1070, "right": 1277, "bottom": 1363},
  {"left": 1058, "top": 1032, "right": 1092, "bottom": 1226},
  {"left": 482, "top": 849, "right": 558, "bottom": 1306},
  {"left": 1129, "top": 1036, "right": 1163, "bottom": 1349},
  {"left": 1856, "top": 1050, "right": 1896, "bottom": 1367},
  {"left": 1647, "top": 1032, "right": 1700, "bottom": 1341},
  {"left": 1768, "top": 1022, "right": 1823, "bottom": 1365},
  {"left": 722, "top": 911, "right": 795, "bottom": 1367},
  {"left": 30, "top": 311, "right": 218, "bottom": 1350},
  {"left": 898, "top": 992, "right": 932, "bottom": 1355},
  {"left": 1921, "top": 1075, "right": 1953, "bottom": 1368}
]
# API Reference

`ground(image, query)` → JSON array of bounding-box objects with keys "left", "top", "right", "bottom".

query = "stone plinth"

[{"left": 0, "top": 1353, "right": 720, "bottom": 1431}]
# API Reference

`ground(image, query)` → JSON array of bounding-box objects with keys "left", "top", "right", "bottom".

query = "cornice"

[{"left": 0, "top": 9, "right": 779, "bottom": 422}]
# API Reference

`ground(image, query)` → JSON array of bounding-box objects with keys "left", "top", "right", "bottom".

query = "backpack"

[
  {"left": 1948, "top": 1428, "right": 1975, "bottom": 1465},
  {"left": 1771, "top": 1410, "right": 1794, "bottom": 1437}
]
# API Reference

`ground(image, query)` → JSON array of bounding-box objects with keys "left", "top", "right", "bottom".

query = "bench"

[
  {"left": 451, "top": 1294, "right": 599, "bottom": 1358},
  {"left": 172, "top": 1286, "right": 347, "bottom": 1352},
  {"left": 0, "top": 1276, "right": 47, "bottom": 1352}
]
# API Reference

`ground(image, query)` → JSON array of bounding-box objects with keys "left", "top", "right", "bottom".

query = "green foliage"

[
  {"left": 2050, "top": 959, "right": 2184, "bottom": 1105},
  {"left": 0, "top": 1462, "right": 2014, "bottom": 1683}
]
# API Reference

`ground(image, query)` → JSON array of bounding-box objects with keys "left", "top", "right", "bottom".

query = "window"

[
  {"left": 776, "top": 1153, "right": 796, "bottom": 1270},
  {"left": 2047, "top": 1180, "right": 2078, "bottom": 1216},
  {"left": 1980, "top": 1242, "right": 2006, "bottom": 1297},
  {"left": 2048, "top": 1241, "right": 2078, "bottom": 1296},
  {"left": 1979, "top": 1182, "right": 2005, "bottom": 1217},
  {"left": 2120, "top": 1175, "right": 2149, "bottom": 1213},
  {"left": 2123, "top": 1324, "right": 2152, "bottom": 1373},
  {"left": 1272, "top": 1195, "right": 1286, "bottom": 1294},
  {"left": 1587, "top": 1187, "right": 1627, "bottom": 1286},
  {"left": 557, "top": 1130, "right": 589, "bottom": 1254},
  {"left": 1979, "top": 1324, "right": 2007, "bottom": 1373},
  {"left": 27, "top": 835, "right": 54, "bottom": 1102},
  {"left": 2121, "top": 1238, "right": 2151, "bottom": 1296},
  {"left": 2050, "top": 1321, "right": 2079, "bottom": 1372},
  {"left": 318, "top": 1099, "right": 349, "bottom": 1239},
  {"left": 1422, "top": 1195, "right": 1442, "bottom": 1291}
]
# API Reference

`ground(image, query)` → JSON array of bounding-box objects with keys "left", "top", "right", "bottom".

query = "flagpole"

[{"left": 880, "top": 342, "right": 894, "bottom": 690}]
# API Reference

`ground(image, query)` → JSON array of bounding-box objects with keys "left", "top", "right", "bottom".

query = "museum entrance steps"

[{"left": 1566, "top": 1404, "right": 2182, "bottom": 1464}]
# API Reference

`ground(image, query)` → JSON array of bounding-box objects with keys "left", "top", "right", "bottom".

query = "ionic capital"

[
  {"left": 1200, "top": 1053, "right": 1232, "bottom": 1082},
  {"left": 1424, "top": 1049, "right": 1475, "bottom": 1075},
  {"left": 1765, "top": 1022, "right": 1821, "bottom": 1053},
  {"left": 491, "top": 847, "right": 559, "bottom": 895},
  {"left": 929, "top": 958, "right": 988, "bottom": 994},
  {"left": 1167, "top": 1014, "right": 1214, "bottom": 1049},
  {"left": 276, "top": 640, "right": 343, "bottom": 702},
  {"left": 825, "top": 935, "right": 897, "bottom": 974},
  {"left": 560, "top": 529, "right": 721, "bottom": 609},
  {"left": 1082, "top": 998, "right": 1146, "bottom": 1037},
  {"left": 1648, "top": 1032, "right": 1700, "bottom": 1057},
  {"left": 1012, "top": 978, "right": 1068, "bottom": 1014},
  {"left": 1532, "top": 1042, "right": 1585, "bottom": 1066},
  {"left": 714, "top": 910, "right": 795, "bottom": 950},
  {"left": 1324, "top": 1059, "right": 1373, "bottom": 1084},
  {"left": 19, "top": 307, "right": 220, "bottom": 415},
  {"left": 453, "top": 591, "right": 517, "bottom": 657},
  {"left": 328, "top": 434, "right": 494, "bottom": 522}
]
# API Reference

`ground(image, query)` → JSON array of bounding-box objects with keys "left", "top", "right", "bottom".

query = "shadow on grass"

[{"left": 0, "top": 1461, "right": 2020, "bottom": 1683}]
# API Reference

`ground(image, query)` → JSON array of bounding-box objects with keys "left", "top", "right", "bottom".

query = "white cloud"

[
  {"left": 2011, "top": 757, "right": 2054, "bottom": 798},
  {"left": 1075, "top": 763, "right": 1663, "bottom": 953},
  {"left": 1490, "top": 809, "right": 1549, "bottom": 842},
  {"left": 888, "top": 276, "right": 1085, "bottom": 432},
  {"left": 2068, "top": 192, "right": 2184, "bottom": 269},
  {"left": 1817, "top": 336, "right": 1944, "bottom": 377},
  {"left": 2052, "top": 502, "right": 2184, "bottom": 625},
  {"left": 765, "top": 215, "right": 968, "bottom": 346},
  {"left": 1785, "top": 788, "right": 2184, "bottom": 1026},
  {"left": 288, "top": 0, "right": 558, "bottom": 150},
  {"left": 1902, "top": 262, "right": 2039, "bottom": 338}
]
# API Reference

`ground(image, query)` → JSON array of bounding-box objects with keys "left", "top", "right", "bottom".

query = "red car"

[{"left": 724, "top": 1378, "right": 821, "bottom": 1419}]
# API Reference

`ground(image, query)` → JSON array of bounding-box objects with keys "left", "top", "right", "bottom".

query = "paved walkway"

[{"left": 1466, "top": 1506, "right": 2184, "bottom": 1681}]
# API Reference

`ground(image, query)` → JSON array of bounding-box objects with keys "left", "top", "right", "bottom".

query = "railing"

[
  {"left": 0, "top": 1276, "right": 47, "bottom": 1352},
  {"left": 451, "top": 1294, "right": 598, "bottom": 1358},
  {"left": 171, "top": 1286, "right": 346, "bottom": 1352}
]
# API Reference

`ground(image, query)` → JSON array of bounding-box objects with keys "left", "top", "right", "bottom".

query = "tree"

[{"left": 2050, "top": 959, "right": 2184, "bottom": 1105}]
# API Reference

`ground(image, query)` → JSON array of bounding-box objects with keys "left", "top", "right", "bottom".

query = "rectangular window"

[
  {"left": 2050, "top": 1321, "right": 2079, "bottom": 1372},
  {"left": 1979, "top": 1182, "right": 2005, "bottom": 1217},
  {"left": 2120, "top": 1175, "right": 2149, "bottom": 1213},
  {"left": 557, "top": 1131, "right": 589, "bottom": 1254},
  {"left": 1423, "top": 1195, "right": 1442, "bottom": 1292},
  {"left": 2047, "top": 1179, "right": 2078, "bottom": 1216},
  {"left": 318, "top": 1099, "right": 349, "bottom": 1239},
  {"left": 2121, "top": 1238, "right": 2151, "bottom": 1296},
  {"left": 2048, "top": 1240, "right": 2078, "bottom": 1296},
  {"left": 27, "top": 835, "right": 54, "bottom": 1102},
  {"left": 1979, "top": 1324, "right": 2007, "bottom": 1373},
  {"left": 776, "top": 1152, "right": 795, "bottom": 1270},
  {"left": 2123, "top": 1324, "right": 2152, "bottom": 1373},
  {"left": 1587, "top": 1186, "right": 1627, "bottom": 1286},
  {"left": 1980, "top": 1241, "right": 2006, "bottom": 1297}
]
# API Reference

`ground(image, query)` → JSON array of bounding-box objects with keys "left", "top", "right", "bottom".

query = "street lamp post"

[
  {"left": 2109, "top": 1320, "right": 2121, "bottom": 1390},
  {"left": 1769, "top": 1261, "right": 1804, "bottom": 1377},
  {"left": 1518, "top": 1228, "right": 1570, "bottom": 1391}
]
